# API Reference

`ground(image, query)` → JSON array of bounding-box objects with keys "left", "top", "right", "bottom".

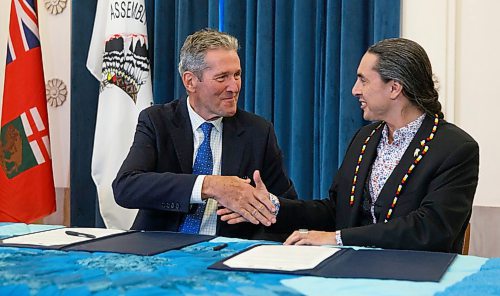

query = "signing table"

[{"left": 0, "top": 223, "right": 498, "bottom": 295}]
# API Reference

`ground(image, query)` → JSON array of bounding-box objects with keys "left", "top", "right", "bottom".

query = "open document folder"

[
  {"left": 0, "top": 228, "right": 214, "bottom": 256},
  {"left": 1, "top": 227, "right": 125, "bottom": 246},
  {"left": 223, "top": 245, "right": 340, "bottom": 271},
  {"left": 209, "top": 244, "right": 457, "bottom": 282}
]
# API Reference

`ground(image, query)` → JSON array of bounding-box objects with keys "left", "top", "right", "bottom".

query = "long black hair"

[{"left": 368, "top": 38, "right": 444, "bottom": 119}]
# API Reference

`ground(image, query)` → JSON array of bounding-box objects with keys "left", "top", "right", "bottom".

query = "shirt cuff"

[
  {"left": 190, "top": 175, "right": 206, "bottom": 204},
  {"left": 269, "top": 193, "right": 280, "bottom": 216},
  {"left": 335, "top": 230, "right": 343, "bottom": 246}
]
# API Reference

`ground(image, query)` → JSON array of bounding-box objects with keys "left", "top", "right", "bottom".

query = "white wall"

[
  {"left": 455, "top": 0, "right": 500, "bottom": 207},
  {"left": 402, "top": 0, "right": 500, "bottom": 257}
]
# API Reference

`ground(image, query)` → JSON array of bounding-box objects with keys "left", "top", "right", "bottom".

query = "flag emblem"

[
  {"left": 1, "top": 107, "right": 51, "bottom": 179},
  {"left": 101, "top": 34, "right": 150, "bottom": 103}
]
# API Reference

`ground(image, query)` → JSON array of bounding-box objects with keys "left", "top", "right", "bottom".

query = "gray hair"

[
  {"left": 368, "top": 38, "right": 443, "bottom": 119},
  {"left": 178, "top": 28, "right": 239, "bottom": 80}
]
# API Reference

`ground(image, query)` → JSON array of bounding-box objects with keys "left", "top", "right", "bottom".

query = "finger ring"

[
  {"left": 299, "top": 229, "right": 308, "bottom": 234},
  {"left": 252, "top": 209, "right": 257, "bottom": 216}
]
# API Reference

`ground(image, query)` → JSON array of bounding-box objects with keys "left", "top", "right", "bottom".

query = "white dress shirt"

[{"left": 186, "top": 97, "right": 222, "bottom": 235}]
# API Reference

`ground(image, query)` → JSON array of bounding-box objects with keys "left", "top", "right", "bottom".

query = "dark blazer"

[
  {"left": 274, "top": 115, "right": 479, "bottom": 253},
  {"left": 113, "top": 98, "right": 297, "bottom": 241}
]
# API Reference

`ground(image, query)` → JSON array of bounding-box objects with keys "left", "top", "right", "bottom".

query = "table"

[{"left": 0, "top": 223, "right": 498, "bottom": 295}]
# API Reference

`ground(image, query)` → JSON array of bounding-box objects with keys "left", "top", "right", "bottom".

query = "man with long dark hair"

[{"left": 220, "top": 38, "right": 479, "bottom": 253}]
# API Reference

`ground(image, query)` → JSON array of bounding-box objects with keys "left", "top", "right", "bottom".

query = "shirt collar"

[
  {"left": 186, "top": 96, "right": 223, "bottom": 133},
  {"left": 382, "top": 113, "right": 426, "bottom": 144}
]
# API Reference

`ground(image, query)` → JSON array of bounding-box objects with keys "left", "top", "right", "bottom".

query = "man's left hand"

[
  {"left": 284, "top": 230, "right": 337, "bottom": 246},
  {"left": 218, "top": 207, "right": 247, "bottom": 224}
]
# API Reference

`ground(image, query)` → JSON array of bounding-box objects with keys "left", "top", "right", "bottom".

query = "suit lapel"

[
  {"left": 221, "top": 111, "right": 245, "bottom": 176},
  {"left": 348, "top": 122, "right": 384, "bottom": 226},
  {"left": 169, "top": 98, "right": 194, "bottom": 174},
  {"left": 375, "top": 115, "right": 435, "bottom": 220}
]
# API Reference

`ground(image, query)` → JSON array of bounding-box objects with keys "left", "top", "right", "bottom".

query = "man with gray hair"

[{"left": 113, "top": 28, "right": 296, "bottom": 240}]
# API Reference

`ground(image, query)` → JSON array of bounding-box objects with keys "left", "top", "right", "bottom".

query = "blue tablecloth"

[
  {"left": 0, "top": 223, "right": 63, "bottom": 239},
  {"left": 0, "top": 223, "right": 496, "bottom": 295}
]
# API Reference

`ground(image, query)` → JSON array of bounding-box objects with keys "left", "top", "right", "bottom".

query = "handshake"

[
  {"left": 206, "top": 170, "right": 337, "bottom": 246},
  {"left": 202, "top": 170, "right": 277, "bottom": 226}
]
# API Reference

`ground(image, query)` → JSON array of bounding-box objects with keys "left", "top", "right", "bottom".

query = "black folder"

[
  {"left": 63, "top": 231, "right": 214, "bottom": 255},
  {"left": 209, "top": 245, "right": 456, "bottom": 282},
  {"left": 1, "top": 230, "right": 214, "bottom": 256}
]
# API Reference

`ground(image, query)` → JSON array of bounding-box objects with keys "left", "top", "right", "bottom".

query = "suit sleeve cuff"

[
  {"left": 190, "top": 175, "right": 206, "bottom": 203},
  {"left": 336, "top": 230, "right": 344, "bottom": 246}
]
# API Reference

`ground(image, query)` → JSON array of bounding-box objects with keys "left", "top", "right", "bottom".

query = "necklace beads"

[
  {"left": 348, "top": 115, "right": 440, "bottom": 224},
  {"left": 349, "top": 122, "right": 383, "bottom": 206}
]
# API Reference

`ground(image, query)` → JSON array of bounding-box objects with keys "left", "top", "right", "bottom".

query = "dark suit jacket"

[
  {"left": 273, "top": 115, "right": 479, "bottom": 253},
  {"left": 113, "top": 98, "right": 297, "bottom": 241}
]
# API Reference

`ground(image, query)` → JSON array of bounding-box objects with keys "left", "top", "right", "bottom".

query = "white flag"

[
  {"left": 38, "top": 0, "right": 72, "bottom": 189},
  {"left": 87, "top": 0, "right": 153, "bottom": 229}
]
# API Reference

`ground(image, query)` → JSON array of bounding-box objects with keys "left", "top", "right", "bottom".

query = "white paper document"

[
  {"left": 223, "top": 245, "right": 340, "bottom": 271},
  {"left": 1, "top": 227, "right": 126, "bottom": 246}
]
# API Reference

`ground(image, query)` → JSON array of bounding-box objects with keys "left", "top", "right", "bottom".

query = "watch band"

[{"left": 269, "top": 193, "right": 280, "bottom": 216}]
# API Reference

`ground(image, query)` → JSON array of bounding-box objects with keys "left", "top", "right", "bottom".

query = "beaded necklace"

[{"left": 349, "top": 114, "right": 439, "bottom": 223}]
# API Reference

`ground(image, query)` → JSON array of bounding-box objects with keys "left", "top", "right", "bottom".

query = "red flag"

[{"left": 0, "top": 0, "right": 55, "bottom": 222}]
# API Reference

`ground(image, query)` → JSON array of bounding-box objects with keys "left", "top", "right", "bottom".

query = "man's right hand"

[
  {"left": 202, "top": 170, "right": 276, "bottom": 226},
  {"left": 216, "top": 170, "right": 276, "bottom": 225}
]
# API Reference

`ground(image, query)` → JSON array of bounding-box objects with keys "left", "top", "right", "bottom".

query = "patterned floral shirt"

[{"left": 368, "top": 114, "right": 426, "bottom": 222}]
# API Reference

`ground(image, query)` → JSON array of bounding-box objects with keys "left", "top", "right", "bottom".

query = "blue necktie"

[{"left": 179, "top": 122, "right": 213, "bottom": 234}]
